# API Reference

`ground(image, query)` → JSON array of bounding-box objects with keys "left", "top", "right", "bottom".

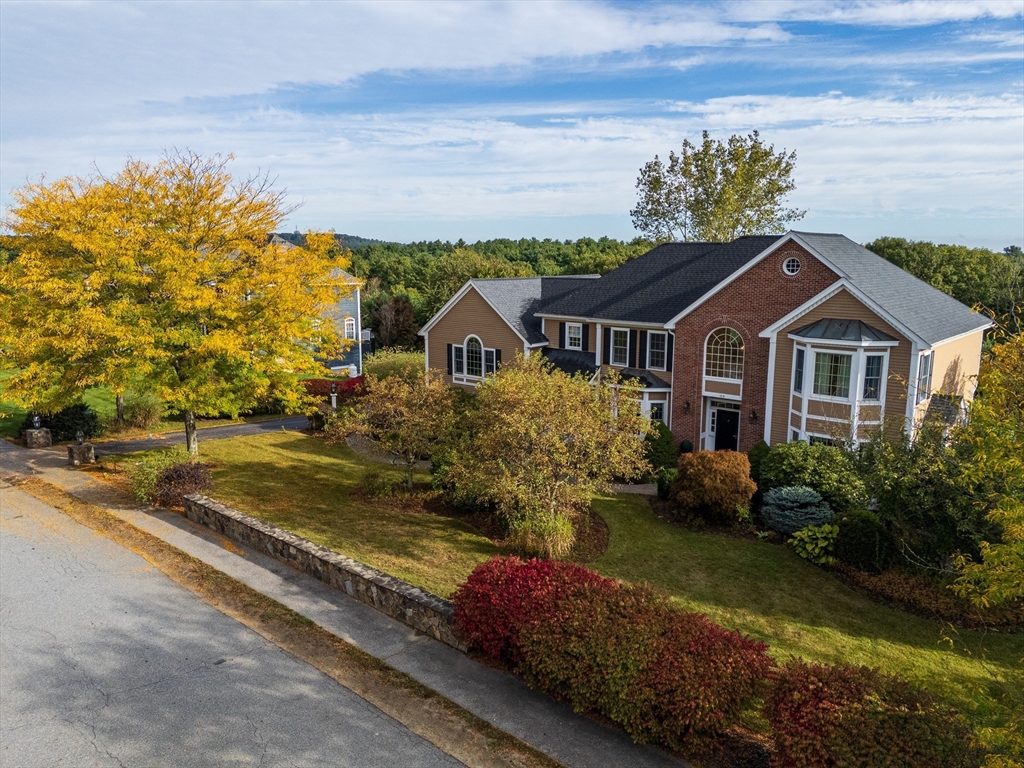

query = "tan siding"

[
  {"left": 704, "top": 380, "right": 742, "bottom": 398},
  {"left": 546, "top": 319, "right": 597, "bottom": 354},
  {"left": 426, "top": 287, "right": 526, "bottom": 387},
  {"left": 771, "top": 288, "right": 912, "bottom": 444},
  {"left": 791, "top": 394, "right": 803, "bottom": 412},
  {"left": 790, "top": 412, "right": 802, "bottom": 429},
  {"left": 912, "top": 328, "right": 985, "bottom": 423},
  {"left": 859, "top": 404, "right": 883, "bottom": 422},
  {"left": 807, "top": 400, "right": 852, "bottom": 420}
]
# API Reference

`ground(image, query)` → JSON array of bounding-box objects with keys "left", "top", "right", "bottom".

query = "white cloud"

[{"left": 727, "top": 0, "right": 1023, "bottom": 26}]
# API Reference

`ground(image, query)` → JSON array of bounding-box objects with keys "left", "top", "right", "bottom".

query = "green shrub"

[
  {"left": 670, "top": 451, "right": 756, "bottom": 526},
  {"left": 834, "top": 509, "right": 897, "bottom": 573},
  {"left": 125, "top": 447, "right": 190, "bottom": 503},
  {"left": 761, "top": 486, "right": 834, "bottom": 535},
  {"left": 358, "top": 468, "right": 395, "bottom": 498},
  {"left": 363, "top": 348, "right": 425, "bottom": 382},
  {"left": 21, "top": 403, "right": 101, "bottom": 443},
  {"left": 747, "top": 439, "right": 771, "bottom": 484},
  {"left": 152, "top": 461, "right": 212, "bottom": 507},
  {"left": 759, "top": 440, "right": 866, "bottom": 514},
  {"left": 644, "top": 421, "right": 678, "bottom": 474},
  {"left": 678, "top": 439, "right": 693, "bottom": 454},
  {"left": 122, "top": 391, "right": 164, "bottom": 429},
  {"left": 790, "top": 523, "right": 839, "bottom": 566},
  {"left": 657, "top": 467, "right": 677, "bottom": 500},
  {"left": 765, "top": 659, "right": 980, "bottom": 768}
]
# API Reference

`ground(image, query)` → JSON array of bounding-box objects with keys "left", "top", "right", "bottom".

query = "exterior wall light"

[{"left": 749, "top": 410, "right": 758, "bottom": 423}]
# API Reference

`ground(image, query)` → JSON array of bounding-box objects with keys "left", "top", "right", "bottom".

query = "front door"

[{"left": 715, "top": 409, "right": 740, "bottom": 451}]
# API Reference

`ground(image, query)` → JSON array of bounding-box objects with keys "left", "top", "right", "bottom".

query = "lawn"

[{"left": 111, "top": 430, "right": 1022, "bottom": 748}]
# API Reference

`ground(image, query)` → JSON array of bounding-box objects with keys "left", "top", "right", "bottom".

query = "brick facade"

[{"left": 670, "top": 242, "right": 839, "bottom": 453}]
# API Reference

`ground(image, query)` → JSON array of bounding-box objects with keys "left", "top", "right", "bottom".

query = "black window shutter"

[
  {"left": 582, "top": 324, "right": 589, "bottom": 352},
  {"left": 639, "top": 331, "right": 648, "bottom": 369},
  {"left": 602, "top": 327, "right": 611, "bottom": 365},
  {"left": 495, "top": 349, "right": 502, "bottom": 365},
  {"left": 446, "top": 343, "right": 453, "bottom": 375},
  {"left": 629, "top": 330, "right": 638, "bottom": 368},
  {"left": 559, "top": 322, "right": 566, "bottom": 348},
  {"left": 666, "top": 334, "right": 674, "bottom": 371}
]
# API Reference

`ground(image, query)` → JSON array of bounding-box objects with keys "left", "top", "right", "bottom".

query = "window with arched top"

[
  {"left": 465, "top": 336, "right": 483, "bottom": 378},
  {"left": 344, "top": 317, "right": 357, "bottom": 340},
  {"left": 704, "top": 327, "right": 744, "bottom": 380}
]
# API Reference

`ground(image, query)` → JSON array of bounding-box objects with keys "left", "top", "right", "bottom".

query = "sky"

[{"left": 1, "top": 1, "right": 1022, "bottom": 249}]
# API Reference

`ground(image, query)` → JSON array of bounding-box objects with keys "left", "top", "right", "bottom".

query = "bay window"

[{"left": 813, "top": 352, "right": 852, "bottom": 399}]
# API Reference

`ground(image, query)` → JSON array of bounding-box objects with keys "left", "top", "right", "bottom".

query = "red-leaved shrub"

[
  {"left": 453, "top": 556, "right": 775, "bottom": 751},
  {"left": 303, "top": 376, "right": 364, "bottom": 399},
  {"left": 765, "top": 660, "right": 979, "bottom": 768},
  {"left": 451, "top": 556, "right": 614, "bottom": 663}
]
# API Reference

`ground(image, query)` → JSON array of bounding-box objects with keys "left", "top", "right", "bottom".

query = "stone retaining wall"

[{"left": 182, "top": 494, "right": 465, "bottom": 651}]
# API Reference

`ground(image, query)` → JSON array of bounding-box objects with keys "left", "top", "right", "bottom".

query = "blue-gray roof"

[
  {"left": 793, "top": 232, "right": 991, "bottom": 346},
  {"left": 471, "top": 276, "right": 599, "bottom": 345},
  {"left": 791, "top": 318, "right": 897, "bottom": 343}
]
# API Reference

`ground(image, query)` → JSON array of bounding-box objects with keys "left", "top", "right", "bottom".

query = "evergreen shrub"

[
  {"left": 765, "top": 659, "right": 979, "bottom": 768},
  {"left": 747, "top": 439, "right": 771, "bottom": 484},
  {"left": 834, "top": 509, "right": 897, "bottom": 573},
  {"left": 670, "top": 451, "right": 756, "bottom": 525},
  {"left": 21, "top": 403, "right": 100, "bottom": 442},
  {"left": 759, "top": 440, "right": 866, "bottom": 514},
  {"left": 761, "top": 486, "right": 834, "bottom": 534},
  {"left": 644, "top": 420, "right": 678, "bottom": 475}
]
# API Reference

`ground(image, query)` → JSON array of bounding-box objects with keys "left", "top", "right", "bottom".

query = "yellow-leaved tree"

[{"left": 1, "top": 151, "right": 353, "bottom": 454}]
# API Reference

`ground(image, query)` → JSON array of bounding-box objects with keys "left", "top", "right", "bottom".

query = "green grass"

[
  {"left": 0, "top": 370, "right": 27, "bottom": 438},
  {"left": 590, "top": 494, "right": 1023, "bottom": 748},
  {"left": 109, "top": 431, "right": 1022, "bottom": 746},
  {"left": 174, "top": 431, "right": 499, "bottom": 598}
]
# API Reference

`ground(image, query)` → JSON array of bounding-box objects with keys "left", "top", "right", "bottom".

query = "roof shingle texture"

[
  {"left": 471, "top": 276, "right": 599, "bottom": 345},
  {"left": 792, "top": 232, "right": 990, "bottom": 346},
  {"left": 537, "top": 236, "right": 783, "bottom": 324}
]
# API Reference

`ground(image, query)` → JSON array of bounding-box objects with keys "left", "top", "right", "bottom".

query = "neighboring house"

[
  {"left": 419, "top": 231, "right": 991, "bottom": 452},
  {"left": 270, "top": 235, "right": 370, "bottom": 375}
]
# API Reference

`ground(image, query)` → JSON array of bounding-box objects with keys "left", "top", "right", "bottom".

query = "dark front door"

[{"left": 715, "top": 410, "right": 739, "bottom": 451}]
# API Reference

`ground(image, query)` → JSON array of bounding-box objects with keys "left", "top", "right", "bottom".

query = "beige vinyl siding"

[
  {"left": 705, "top": 379, "right": 742, "bottom": 398},
  {"left": 426, "top": 286, "right": 526, "bottom": 387},
  {"left": 912, "top": 327, "right": 985, "bottom": 423},
  {"left": 770, "top": 288, "right": 911, "bottom": 444}
]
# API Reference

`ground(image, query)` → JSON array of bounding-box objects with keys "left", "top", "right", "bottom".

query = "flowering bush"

[{"left": 765, "top": 660, "right": 979, "bottom": 768}]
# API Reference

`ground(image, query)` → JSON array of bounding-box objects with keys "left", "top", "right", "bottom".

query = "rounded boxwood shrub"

[
  {"left": 761, "top": 486, "right": 833, "bottom": 535},
  {"left": 834, "top": 509, "right": 897, "bottom": 573},
  {"left": 759, "top": 440, "right": 866, "bottom": 514},
  {"left": 765, "top": 659, "right": 979, "bottom": 768},
  {"left": 671, "top": 450, "right": 757, "bottom": 526}
]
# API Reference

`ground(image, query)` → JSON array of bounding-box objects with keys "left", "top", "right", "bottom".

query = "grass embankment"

[
  {"left": 110, "top": 431, "right": 1022, "bottom": 748},
  {"left": 590, "top": 494, "right": 1022, "bottom": 751}
]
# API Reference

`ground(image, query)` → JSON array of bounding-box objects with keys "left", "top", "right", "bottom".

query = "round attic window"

[{"left": 783, "top": 257, "right": 801, "bottom": 276}]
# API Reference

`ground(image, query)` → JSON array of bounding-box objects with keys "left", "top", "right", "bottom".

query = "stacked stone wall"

[{"left": 183, "top": 494, "right": 465, "bottom": 651}]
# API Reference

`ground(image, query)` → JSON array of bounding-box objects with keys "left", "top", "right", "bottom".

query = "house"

[
  {"left": 419, "top": 232, "right": 991, "bottom": 452},
  {"left": 270, "top": 235, "right": 370, "bottom": 375}
]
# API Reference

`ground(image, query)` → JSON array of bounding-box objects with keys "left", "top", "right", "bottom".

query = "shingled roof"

[
  {"left": 469, "top": 276, "right": 600, "bottom": 344},
  {"left": 791, "top": 233, "right": 991, "bottom": 346},
  {"left": 537, "top": 236, "right": 783, "bottom": 324}
]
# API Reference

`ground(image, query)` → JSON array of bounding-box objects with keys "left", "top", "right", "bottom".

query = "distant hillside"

[{"left": 273, "top": 232, "right": 391, "bottom": 251}]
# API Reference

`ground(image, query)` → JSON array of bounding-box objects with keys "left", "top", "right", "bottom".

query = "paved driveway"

[{"left": 0, "top": 483, "right": 463, "bottom": 768}]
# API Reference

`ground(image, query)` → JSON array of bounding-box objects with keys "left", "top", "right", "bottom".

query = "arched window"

[
  {"left": 465, "top": 336, "right": 483, "bottom": 378},
  {"left": 705, "top": 328, "right": 744, "bottom": 380},
  {"left": 344, "top": 317, "right": 357, "bottom": 340}
]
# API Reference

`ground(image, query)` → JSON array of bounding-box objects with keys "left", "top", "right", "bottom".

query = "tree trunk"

[
  {"left": 115, "top": 392, "right": 125, "bottom": 425},
  {"left": 183, "top": 410, "right": 198, "bottom": 457},
  {"left": 405, "top": 460, "right": 414, "bottom": 489}
]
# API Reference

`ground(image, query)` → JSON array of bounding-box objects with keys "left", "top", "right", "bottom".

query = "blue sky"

[{"left": 1, "top": 1, "right": 1022, "bottom": 248}]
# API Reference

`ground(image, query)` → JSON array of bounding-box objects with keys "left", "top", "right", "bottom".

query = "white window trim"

[
  {"left": 647, "top": 331, "right": 668, "bottom": 371},
  {"left": 344, "top": 316, "right": 357, "bottom": 340},
  {"left": 810, "top": 349, "right": 855, "bottom": 403},
  {"left": 452, "top": 334, "right": 497, "bottom": 385},
  {"left": 566, "top": 322, "right": 583, "bottom": 351},
  {"left": 703, "top": 327, "right": 744, "bottom": 381},
  {"left": 610, "top": 327, "right": 629, "bottom": 368},
  {"left": 916, "top": 351, "right": 934, "bottom": 404}
]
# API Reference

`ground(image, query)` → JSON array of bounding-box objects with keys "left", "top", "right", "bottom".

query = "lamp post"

[{"left": 330, "top": 381, "right": 338, "bottom": 409}]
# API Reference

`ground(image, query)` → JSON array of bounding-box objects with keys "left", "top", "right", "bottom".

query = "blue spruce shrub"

[{"left": 761, "top": 486, "right": 834, "bottom": 535}]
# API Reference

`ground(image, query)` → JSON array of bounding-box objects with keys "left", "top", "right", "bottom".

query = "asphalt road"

[
  {"left": 0, "top": 483, "right": 464, "bottom": 768},
  {"left": 88, "top": 415, "right": 310, "bottom": 457}
]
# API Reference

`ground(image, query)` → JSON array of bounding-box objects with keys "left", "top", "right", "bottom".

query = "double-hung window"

[
  {"left": 647, "top": 331, "right": 667, "bottom": 370},
  {"left": 465, "top": 337, "right": 483, "bottom": 378},
  {"left": 611, "top": 329, "right": 629, "bottom": 367},
  {"left": 863, "top": 355, "right": 883, "bottom": 400},
  {"left": 453, "top": 346, "right": 465, "bottom": 375},
  {"left": 793, "top": 348, "right": 805, "bottom": 394},
  {"left": 566, "top": 323, "right": 582, "bottom": 350},
  {"left": 344, "top": 317, "right": 357, "bottom": 340},
  {"left": 812, "top": 352, "right": 852, "bottom": 399},
  {"left": 916, "top": 352, "right": 934, "bottom": 403}
]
